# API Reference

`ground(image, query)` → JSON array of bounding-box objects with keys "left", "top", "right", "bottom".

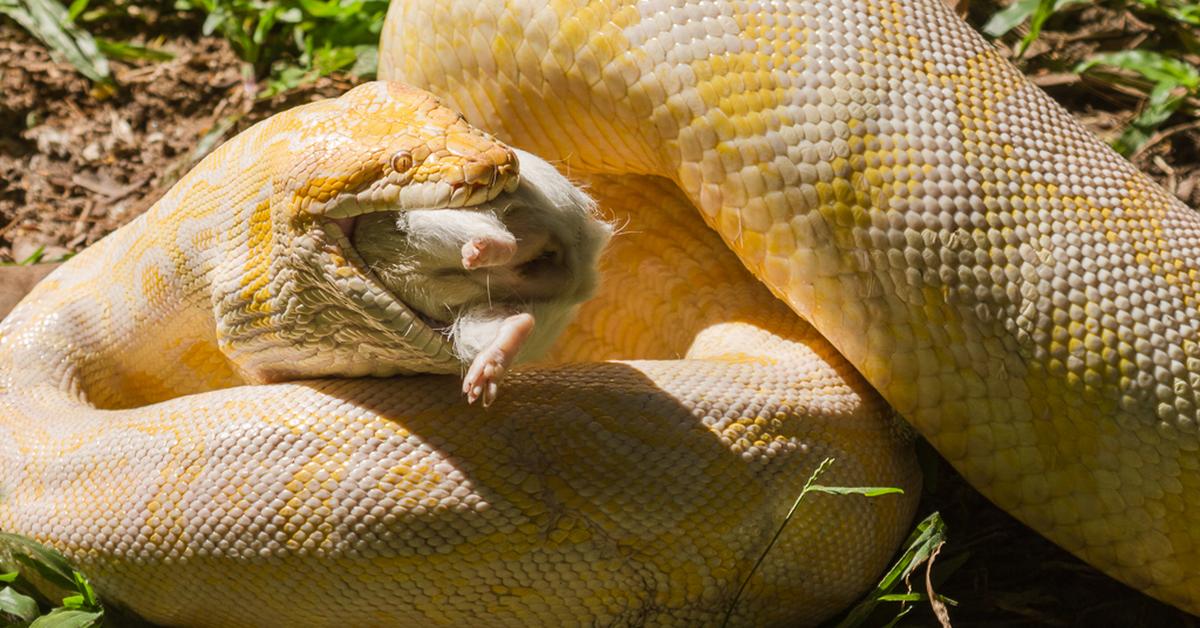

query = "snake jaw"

[
  {"left": 302, "top": 163, "right": 520, "bottom": 220},
  {"left": 266, "top": 80, "right": 526, "bottom": 332},
  {"left": 307, "top": 164, "right": 523, "bottom": 299},
  {"left": 293, "top": 175, "right": 524, "bottom": 374},
  {"left": 212, "top": 82, "right": 532, "bottom": 381},
  {"left": 297, "top": 140, "right": 522, "bottom": 322}
]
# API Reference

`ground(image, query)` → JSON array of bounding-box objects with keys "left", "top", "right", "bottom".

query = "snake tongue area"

[{"left": 382, "top": 0, "right": 1200, "bottom": 617}]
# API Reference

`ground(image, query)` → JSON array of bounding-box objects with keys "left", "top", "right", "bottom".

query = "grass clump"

[
  {"left": 170, "top": 0, "right": 385, "bottom": 97},
  {"left": 0, "top": 533, "right": 105, "bottom": 627},
  {"left": 976, "top": 0, "right": 1200, "bottom": 155},
  {"left": 721, "top": 458, "right": 915, "bottom": 628},
  {"left": 2, "top": 0, "right": 386, "bottom": 98}
]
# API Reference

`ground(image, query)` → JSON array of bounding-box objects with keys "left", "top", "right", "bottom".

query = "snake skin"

[
  {"left": 0, "top": 76, "right": 917, "bottom": 625},
  {"left": 0, "top": 0, "right": 1195, "bottom": 624},
  {"left": 381, "top": 0, "right": 1200, "bottom": 616}
]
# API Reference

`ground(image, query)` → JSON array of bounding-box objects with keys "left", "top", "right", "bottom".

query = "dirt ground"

[
  {"left": 0, "top": 22, "right": 353, "bottom": 263},
  {"left": 3, "top": 3, "right": 1199, "bottom": 264},
  {"left": 3, "top": 9, "right": 1200, "bottom": 628}
]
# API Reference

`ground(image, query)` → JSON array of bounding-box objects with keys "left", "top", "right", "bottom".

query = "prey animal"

[{"left": 352, "top": 149, "right": 612, "bottom": 405}]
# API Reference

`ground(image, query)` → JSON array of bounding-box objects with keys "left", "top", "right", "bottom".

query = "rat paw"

[
  {"left": 461, "top": 312, "right": 535, "bottom": 407},
  {"left": 463, "top": 348, "right": 507, "bottom": 407},
  {"left": 462, "top": 236, "right": 517, "bottom": 270}
]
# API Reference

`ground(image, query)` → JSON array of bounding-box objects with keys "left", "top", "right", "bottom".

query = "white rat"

[{"left": 352, "top": 149, "right": 612, "bottom": 406}]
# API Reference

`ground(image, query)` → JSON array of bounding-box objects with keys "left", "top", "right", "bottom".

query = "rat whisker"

[{"left": 608, "top": 214, "right": 636, "bottom": 239}]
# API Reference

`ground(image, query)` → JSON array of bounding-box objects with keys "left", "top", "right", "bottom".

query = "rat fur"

[{"left": 351, "top": 149, "right": 612, "bottom": 401}]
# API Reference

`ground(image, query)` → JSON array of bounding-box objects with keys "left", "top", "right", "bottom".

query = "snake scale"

[{"left": 1, "top": 0, "right": 1197, "bottom": 625}]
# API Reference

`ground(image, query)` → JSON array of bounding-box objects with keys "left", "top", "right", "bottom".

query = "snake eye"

[{"left": 391, "top": 150, "right": 414, "bottom": 173}]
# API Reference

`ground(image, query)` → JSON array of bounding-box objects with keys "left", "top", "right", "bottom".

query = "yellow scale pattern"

[
  {"left": 0, "top": 80, "right": 917, "bottom": 625},
  {"left": 384, "top": 0, "right": 1200, "bottom": 616},
  {"left": 1, "top": 0, "right": 1198, "bottom": 624}
]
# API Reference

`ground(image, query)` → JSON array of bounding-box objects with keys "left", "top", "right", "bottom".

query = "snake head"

[
  {"left": 285, "top": 82, "right": 521, "bottom": 224},
  {"left": 213, "top": 81, "right": 528, "bottom": 382}
]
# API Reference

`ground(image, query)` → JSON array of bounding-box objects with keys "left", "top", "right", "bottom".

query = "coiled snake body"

[{"left": 1, "top": 0, "right": 1197, "bottom": 625}]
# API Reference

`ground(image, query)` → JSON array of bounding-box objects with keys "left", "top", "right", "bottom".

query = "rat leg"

[
  {"left": 462, "top": 312, "right": 535, "bottom": 406},
  {"left": 462, "top": 235, "right": 518, "bottom": 270}
]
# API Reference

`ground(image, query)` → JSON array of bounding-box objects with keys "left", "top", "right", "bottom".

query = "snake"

[{"left": 1, "top": 0, "right": 1197, "bottom": 625}]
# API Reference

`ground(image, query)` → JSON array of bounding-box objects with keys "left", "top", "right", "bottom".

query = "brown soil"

[
  {"left": 2, "top": 7, "right": 1199, "bottom": 628},
  {"left": 0, "top": 22, "right": 352, "bottom": 262}
]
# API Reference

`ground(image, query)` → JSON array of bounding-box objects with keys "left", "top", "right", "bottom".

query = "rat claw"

[
  {"left": 464, "top": 365, "right": 479, "bottom": 393},
  {"left": 461, "top": 312, "right": 533, "bottom": 407}
]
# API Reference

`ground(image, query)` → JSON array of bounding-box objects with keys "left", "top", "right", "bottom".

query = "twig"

[
  {"left": 1130, "top": 119, "right": 1200, "bottom": 162},
  {"left": 924, "top": 541, "right": 951, "bottom": 628},
  {"left": 720, "top": 458, "right": 836, "bottom": 627}
]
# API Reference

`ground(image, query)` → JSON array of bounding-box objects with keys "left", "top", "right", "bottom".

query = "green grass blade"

[
  {"left": 807, "top": 485, "right": 905, "bottom": 497},
  {"left": 63, "top": 0, "right": 84, "bottom": 20},
  {"left": 982, "top": 0, "right": 1088, "bottom": 58},
  {"left": 20, "top": 247, "right": 45, "bottom": 266},
  {"left": 1136, "top": 0, "right": 1200, "bottom": 25},
  {"left": 983, "top": 0, "right": 1044, "bottom": 36},
  {"left": 95, "top": 37, "right": 174, "bottom": 62},
  {"left": 29, "top": 608, "right": 103, "bottom": 628},
  {"left": 834, "top": 512, "right": 948, "bottom": 628},
  {"left": 0, "top": 586, "right": 40, "bottom": 622},
  {"left": 1016, "top": 0, "right": 1057, "bottom": 58},
  {"left": 71, "top": 573, "right": 96, "bottom": 609},
  {"left": 1078, "top": 50, "right": 1200, "bottom": 87},
  {"left": 876, "top": 593, "right": 923, "bottom": 602},
  {"left": 0, "top": 0, "right": 110, "bottom": 83},
  {"left": 721, "top": 459, "right": 906, "bottom": 626}
]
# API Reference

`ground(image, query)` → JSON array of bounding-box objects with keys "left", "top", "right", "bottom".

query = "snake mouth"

[
  {"left": 311, "top": 171, "right": 520, "bottom": 254},
  {"left": 328, "top": 216, "right": 361, "bottom": 241},
  {"left": 315, "top": 179, "right": 516, "bottom": 331},
  {"left": 318, "top": 173, "right": 516, "bottom": 250},
  {"left": 316, "top": 210, "right": 453, "bottom": 354}
]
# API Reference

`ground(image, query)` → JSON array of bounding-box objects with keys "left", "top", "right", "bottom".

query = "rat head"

[
  {"left": 207, "top": 81, "right": 521, "bottom": 381},
  {"left": 352, "top": 148, "right": 614, "bottom": 362}
]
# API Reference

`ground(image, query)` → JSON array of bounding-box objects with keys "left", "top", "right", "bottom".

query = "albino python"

[{"left": 1, "top": 0, "right": 1198, "bottom": 625}]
